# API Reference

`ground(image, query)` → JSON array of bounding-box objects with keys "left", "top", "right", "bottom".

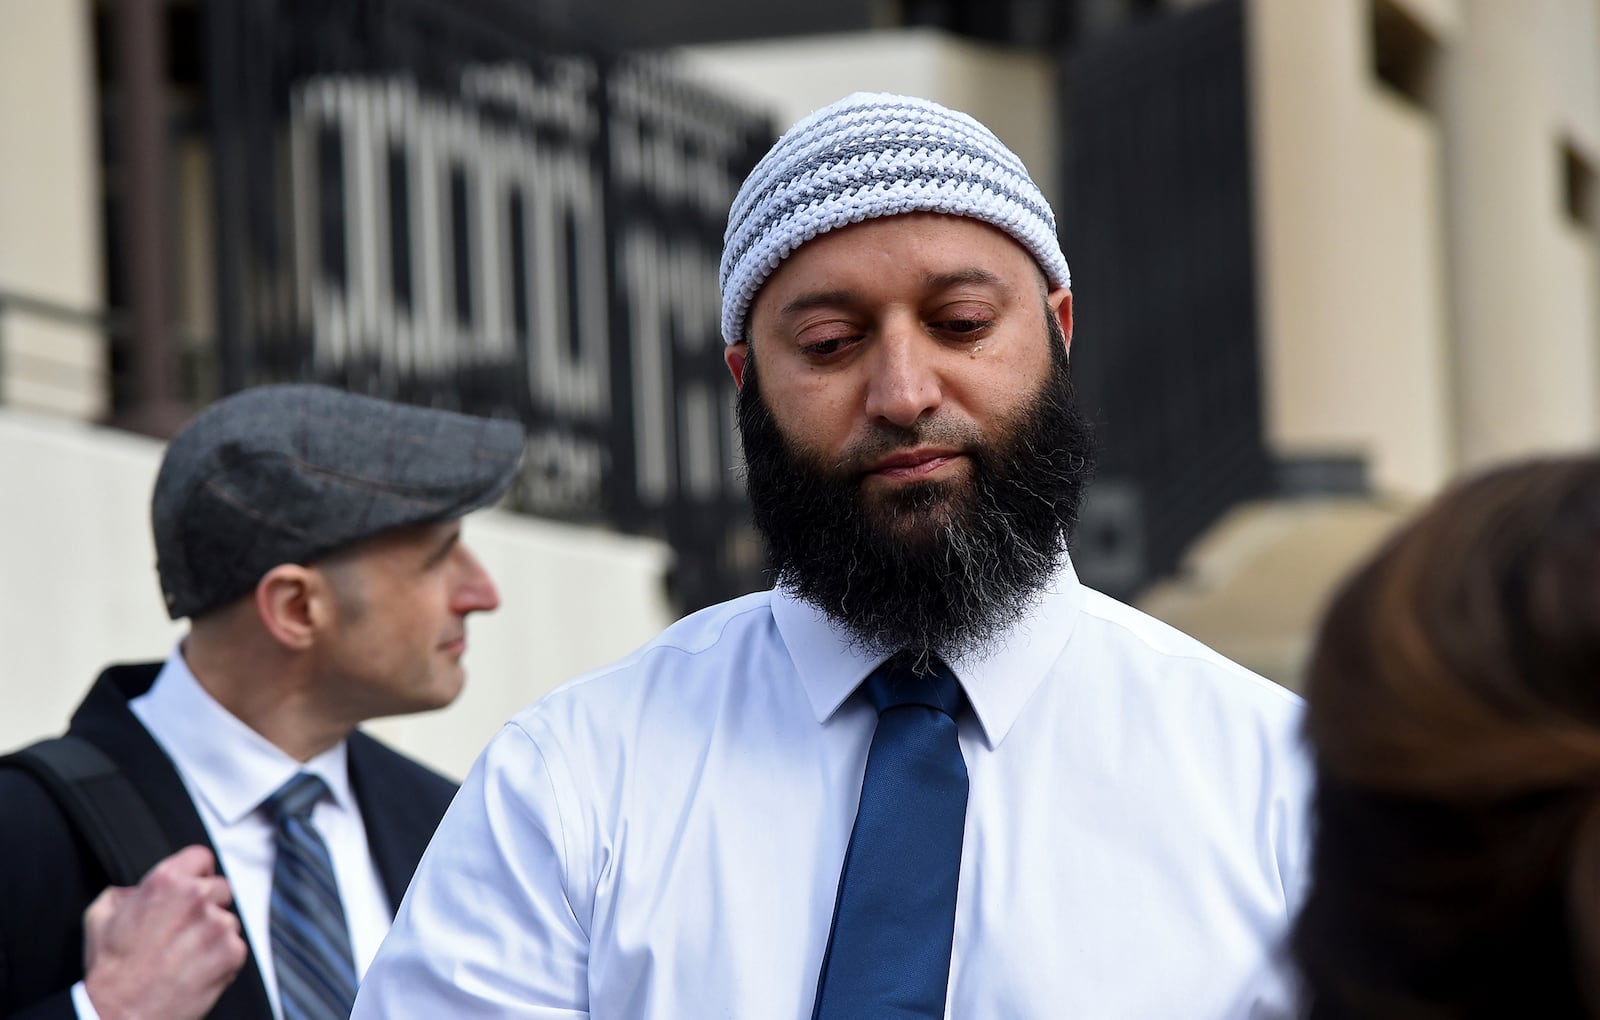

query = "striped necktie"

[
  {"left": 264, "top": 772, "right": 358, "bottom": 1020},
  {"left": 813, "top": 656, "right": 970, "bottom": 1019}
]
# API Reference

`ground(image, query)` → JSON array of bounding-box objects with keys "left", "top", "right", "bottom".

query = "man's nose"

[
  {"left": 452, "top": 547, "right": 501, "bottom": 614},
  {"left": 862, "top": 320, "right": 942, "bottom": 429}
]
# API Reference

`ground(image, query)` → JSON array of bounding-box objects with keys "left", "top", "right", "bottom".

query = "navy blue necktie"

[
  {"left": 813, "top": 657, "right": 969, "bottom": 1019},
  {"left": 265, "top": 772, "right": 358, "bottom": 1020}
]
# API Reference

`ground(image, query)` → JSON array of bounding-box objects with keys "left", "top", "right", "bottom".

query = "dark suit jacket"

[{"left": 0, "top": 662, "right": 459, "bottom": 1019}]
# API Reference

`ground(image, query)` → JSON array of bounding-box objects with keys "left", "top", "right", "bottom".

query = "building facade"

[{"left": 2, "top": 0, "right": 1597, "bottom": 765}]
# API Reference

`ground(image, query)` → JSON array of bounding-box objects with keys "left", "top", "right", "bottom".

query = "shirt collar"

[
  {"left": 773, "top": 558, "right": 1085, "bottom": 749},
  {"left": 133, "top": 644, "right": 356, "bottom": 825}
]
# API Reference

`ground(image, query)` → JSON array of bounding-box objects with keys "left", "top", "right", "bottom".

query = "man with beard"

[{"left": 354, "top": 92, "right": 1308, "bottom": 1018}]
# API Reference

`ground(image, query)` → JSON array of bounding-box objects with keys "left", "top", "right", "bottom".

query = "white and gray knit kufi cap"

[{"left": 718, "top": 91, "right": 1071, "bottom": 345}]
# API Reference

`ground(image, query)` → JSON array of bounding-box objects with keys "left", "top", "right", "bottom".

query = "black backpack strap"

[{"left": 1, "top": 736, "right": 175, "bottom": 886}]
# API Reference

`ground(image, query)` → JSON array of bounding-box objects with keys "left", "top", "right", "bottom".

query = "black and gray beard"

[{"left": 736, "top": 313, "right": 1097, "bottom": 663}]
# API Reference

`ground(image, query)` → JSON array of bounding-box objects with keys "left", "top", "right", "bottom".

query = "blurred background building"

[{"left": 3, "top": 0, "right": 1597, "bottom": 776}]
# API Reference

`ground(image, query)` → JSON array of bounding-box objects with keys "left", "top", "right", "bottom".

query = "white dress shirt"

[
  {"left": 71, "top": 650, "right": 393, "bottom": 1020},
  {"left": 355, "top": 560, "right": 1310, "bottom": 1018}
]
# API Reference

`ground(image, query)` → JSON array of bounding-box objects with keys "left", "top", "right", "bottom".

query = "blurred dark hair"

[{"left": 1293, "top": 454, "right": 1600, "bottom": 1018}]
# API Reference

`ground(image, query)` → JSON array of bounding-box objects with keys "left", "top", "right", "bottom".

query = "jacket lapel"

[{"left": 347, "top": 732, "right": 435, "bottom": 912}]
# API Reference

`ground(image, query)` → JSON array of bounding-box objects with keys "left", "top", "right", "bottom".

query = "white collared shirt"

[
  {"left": 72, "top": 650, "right": 394, "bottom": 1020},
  {"left": 355, "top": 560, "right": 1311, "bottom": 1018}
]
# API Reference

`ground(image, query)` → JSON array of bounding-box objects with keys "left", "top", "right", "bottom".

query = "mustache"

[{"left": 831, "top": 417, "right": 985, "bottom": 476}]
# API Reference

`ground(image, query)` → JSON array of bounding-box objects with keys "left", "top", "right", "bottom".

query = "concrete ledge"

[{"left": 1136, "top": 496, "right": 1415, "bottom": 690}]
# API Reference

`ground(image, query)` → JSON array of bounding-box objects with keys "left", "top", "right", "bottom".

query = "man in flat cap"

[
  {"left": 0, "top": 384, "right": 524, "bottom": 1020},
  {"left": 357, "top": 93, "right": 1308, "bottom": 1017}
]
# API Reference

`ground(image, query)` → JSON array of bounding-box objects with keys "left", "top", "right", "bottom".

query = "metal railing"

[
  {"left": 0, "top": 289, "right": 118, "bottom": 413},
  {"left": 0, "top": 287, "right": 229, "bottom": 432}
]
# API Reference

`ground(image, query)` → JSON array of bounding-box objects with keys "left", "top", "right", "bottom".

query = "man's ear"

[
  {"left": 724, "top": 342, "right": 749, "bottom": 390},
  {"left": 254, "top": 564, "right": 324, "bottom": 651},
  {"left": 1048, "top": 288, "right": 1073, "bottom": 359}
]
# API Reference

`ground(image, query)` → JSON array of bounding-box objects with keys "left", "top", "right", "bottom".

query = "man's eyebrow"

[
  {"left": 422, "top": 527, "right": 461, "bottom": 568},
  {"left": 779, "top": 289, "right": 860, "bottom": 319},
  {"left": 776, "top": 269, "right": 1010, "bottom": 320},
  {"left": 922, "top": 267, "right": 1007, "bottom": 291}
]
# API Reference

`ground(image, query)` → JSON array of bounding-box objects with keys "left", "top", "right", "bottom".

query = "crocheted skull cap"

[{"left": 719, "top": 91, "right": 1070, "bottom": 345}]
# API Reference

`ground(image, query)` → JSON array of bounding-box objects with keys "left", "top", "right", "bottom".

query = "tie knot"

[
  {"left": 264, "top": 771, "right": 329, "bottom": 824},
  {"left": 863, "top": 657, "right": 963, "bottom": 718}
]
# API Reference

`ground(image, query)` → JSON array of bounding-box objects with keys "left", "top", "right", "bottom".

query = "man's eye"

[
  {"left": 801, "top": 338, "right": 849, "bottom": 357},
  {"left": 936, "top": 320, "right": 990, "bottom": 334}
]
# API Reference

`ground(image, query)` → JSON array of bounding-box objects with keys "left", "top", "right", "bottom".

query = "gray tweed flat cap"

[{"left": 152, "top": 384, "right": 525, "bottom": 620}]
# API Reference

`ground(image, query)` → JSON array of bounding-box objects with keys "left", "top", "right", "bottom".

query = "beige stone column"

[
  {"left": 0, "top": 0, "right": 105, "bottom": 419},
  {"left": 1246, "top": 0, "right": 1456, "bottom": 498},
  {"left": 1439, "top": 0, "right": 1600, "bottom": 468}
]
